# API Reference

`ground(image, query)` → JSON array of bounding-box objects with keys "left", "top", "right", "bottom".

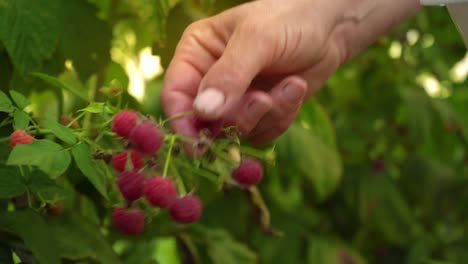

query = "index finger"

[{"left": 161, "top": 20, "right": 228, "bottom": 138}]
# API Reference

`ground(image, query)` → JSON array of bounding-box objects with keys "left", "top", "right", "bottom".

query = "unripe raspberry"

[
  {"left": 112, "top": 207, "right": 145, "bottom": 236},
  {"left": 169, "top": 195, "right": 202, "bottom": 224},
  {"left": 193, "top": 117, "right": 224, "bottom": 138},
  {"left": 46, "top": 201, "right": 65, "bottom": 216},
  {"left": 112, "top": 110, "right": 140, "bottom": 138},
  {"left": 59, "top": 115, "right": 80, "bottom": 129},
  {"left": 231, "top": 158, "right": 263, "bottom": 187},
  {"left": 10, "top": 130, "right": 35, "bottom": 148},
  {"left": 112, "top": 150, "right": 144, "bottom": 172},
  {"left": 144, "top": 177, "right": 177, "bottom": 208},
  {"left": 117, "top": 171, "right": 145, "bottom": 202},
  {"left": 372, "top": 157, "right": 386, "bottom": 173},
  {"left": 129, "top": 121, "right": 164, "bottom": 155}
]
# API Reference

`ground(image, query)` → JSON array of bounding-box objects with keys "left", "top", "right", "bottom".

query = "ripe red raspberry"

[
  {"left": 112, "top": 110, "right": 140, "bottom": 138},
  {"left": 193, "top": 117, "right": 224, "bottom": 138},
  {"left": 169, "top": 195, "right": 202, "bottom": 224},
  {"left": 144, "top": 177, "right": 177, "bottom": 208},
  {"left": 112, "top": 207, "right": 145, "bottom": 236},
  {"left": 112, "top": 150, "right": 144, "bottom": 172},
  {"left": 117, "top": 171, "right": 145, "bottom": 202},
  {"left": 231, "top": 158, "right": 263, "bottom": 187},
  {"left": 10, "top": 130, "right": 35, "bottom": 148},
  {"left": 129, "top": 121, "right": 164, "bottom": 155}
]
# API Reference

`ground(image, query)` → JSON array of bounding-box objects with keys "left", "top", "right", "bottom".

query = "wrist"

[{"left": 333, "top": 0, "right": 422, "bottom": 63}]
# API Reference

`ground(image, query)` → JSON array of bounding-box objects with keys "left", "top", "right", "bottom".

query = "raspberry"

[
  {"left": 10, "top": 130, "right": 35, "bottom": 148},
  {"left": 117, "top": 171, "right": 145, "bottom": 202},
  {"left": 372, "top": 157, "right": 386, "bottom": 173},
  {"left": 112, "top": 110, "right": 140, "bottom": 138},
  {"left": 144, "top": 177, "right": 177, "bottom": 208},
  {"left": 129, "top": 121, "right": 164, "bottom": 155},
  {"left": 169, "top": 195, "right": 202, "bottom": 224},
  {"left": 59, "top": 115, "right": 80, "bottom": 129},
  {"left": 112, "top": 207, "right": 145, "bottom": 236},
  {"left": 231, "top": 158, "right": 263, "bottom": 187},
  {"left": 193, "top": 117, "right": 224, "bottom": 138},
  {"left": 112, "top": 150, "right": 144, "bottom": 172},
  {"left": 46, "top": 201, "right": 65, "bottom": 216}
]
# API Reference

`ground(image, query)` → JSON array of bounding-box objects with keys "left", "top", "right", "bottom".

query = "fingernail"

[
  {"left": 282, "top": 83, "right": 303, "bottom": 103},
  {"left": 247, "top": 101, "right": 266, "bottom": 118},
  {"left": 193, "top": 88, "right": 225, "bottom": 115}
]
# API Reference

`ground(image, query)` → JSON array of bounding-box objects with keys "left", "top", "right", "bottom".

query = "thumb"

[{"left": 193, "top": 25, "right": 271, "bottom": 120}]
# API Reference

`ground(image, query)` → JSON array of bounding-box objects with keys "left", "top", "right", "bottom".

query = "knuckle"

[
  {"left": 182, "top": 19, "right": 210, "bottom": 40},
  {"left": 238, "top": 19, "right": 276, "bottom": 44}
]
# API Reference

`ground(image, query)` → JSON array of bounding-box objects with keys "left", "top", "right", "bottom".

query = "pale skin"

[{"left": 162, "top": 0, "right": 422, "bottom": 144}]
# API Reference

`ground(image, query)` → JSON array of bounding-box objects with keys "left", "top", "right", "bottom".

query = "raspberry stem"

[
  {"left": 67, "top": 112, "right": 86, "bottom": 128},
  {"left": 162, "top": 135, "right": 176, "bottom": 177},
  {"left": 239, "top": 145, "right": 273, "bottom": 161},
  {"left": 248, "top": 186, "right": 272, "bottom": 232},
  {"left": 161, "top": 111, "right": 194, "bottom": 126},
  {"left": 0, "top": 117, "right": 12, "bottom": 128},
  {"left": 173, "top": 158, "right": 218, "bottom": 182},
  {"left": 170, "top": 165, "right": 187, "bottom": 195}
]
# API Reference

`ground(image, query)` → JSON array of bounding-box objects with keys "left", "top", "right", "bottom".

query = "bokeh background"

[{"left": 0, "top": 0, "right": 467, "bottom": 263}]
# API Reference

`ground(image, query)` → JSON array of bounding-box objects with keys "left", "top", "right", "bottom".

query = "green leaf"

[
  {"left": 43, "top": 118, "right": 77, "bottom": 145},
  {"left": 71, "top": 144, "right": 108, "bottom": 199},
  {"left": 358, "top": 175, "right": 415, "bottom": 245},
  {"left": 7, "top": 139, "right": 71, "bottom": 178},
  {"left": 0, "top": 90, "right": 13, "bottom": 113},
  {"left": 276, "top": 124, "right": 342, "bottom": 201},
  {"left": 307, "top": 237, "right": 365, "bottom": 264},
  {"left": 48, "top": 213, "right": 121, "bottom": 263},
  {"left": 200, "top": 227, "right": 257, "bottom": 264},
  {"left": 9, "top": 90, "right": 29, "bottom": 109},
  {"left": 0, "top": 0, "right": 59, "bottom": 74},
  {"left": 0, "top": 166, "right": 27, "bottom": 199},
  {"left": 0, "top": 209, "right": 60, "bottom": 264},
  {"left": 77, "top": 195, "right": 100, "bottom": 226},
  {"left": 297, "top": 100, "right": 336, "bottom": 147},
  {"left": 13, "top": 109, "right": 30, "bottom": 130},
  {"left": 400, "top": 87, "right": 433, "bottom": 144},
  {"left": 57, "top": 0, "right": 111, "bottom": 81},
  {"left": 28, "top": 169, "right": 67, "bottom": 202},
  {"left": 31, "top": 72, "right": 89, "bottom": 101},
  {"left": 78, "top": 102, "right": 115, "bottom": 114}
]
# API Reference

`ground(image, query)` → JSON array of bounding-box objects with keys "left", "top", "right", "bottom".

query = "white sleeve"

[
  {"left": 421, "top": 0, "right": 468, "bottom": 5},
  {"left": 420, "top": 1, "right": 468, "bottom": 48}
]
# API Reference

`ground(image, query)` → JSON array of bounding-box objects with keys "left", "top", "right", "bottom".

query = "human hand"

[{"left": 162, "top": 0, "right": 421, "bottom": 144}]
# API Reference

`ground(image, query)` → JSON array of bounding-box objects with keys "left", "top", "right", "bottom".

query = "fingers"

[
  {"left": 248, "top": 114, "right": 297, "bottom": 145},
  {"left": 193, "top": 19, "right": 274, "bottom": 120},
  {"left": 161, "top": 18, "right": 231, "bottom": 138},
  {"left": 247, "top": 76, "right": 307, "bottom": 144},
  {"left": 224, "top": 91, "right": 273, "bottom": 135},
  {"left": 161, "top": 62, "right": 201, "bottom": 139}
]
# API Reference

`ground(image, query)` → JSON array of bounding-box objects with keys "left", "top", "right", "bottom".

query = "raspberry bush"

[
  {"left": 0, "top": 87, "right": 273, "bottom": 263},
  {"left": 0, "top": 1, "right": 466, "bottom": 264}
]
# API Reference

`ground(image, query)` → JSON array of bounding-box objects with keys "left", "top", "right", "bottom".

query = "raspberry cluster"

[
  {"left": 7, "top": 108, "right": 268, "bottom": 237},
  {"left": 110, "top": 110, "right": 203, "bottom": 236}
]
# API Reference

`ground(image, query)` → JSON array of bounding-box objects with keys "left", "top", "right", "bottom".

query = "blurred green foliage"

[{"left": 0, "top": 0, "right": 467, "bottom": 263}]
